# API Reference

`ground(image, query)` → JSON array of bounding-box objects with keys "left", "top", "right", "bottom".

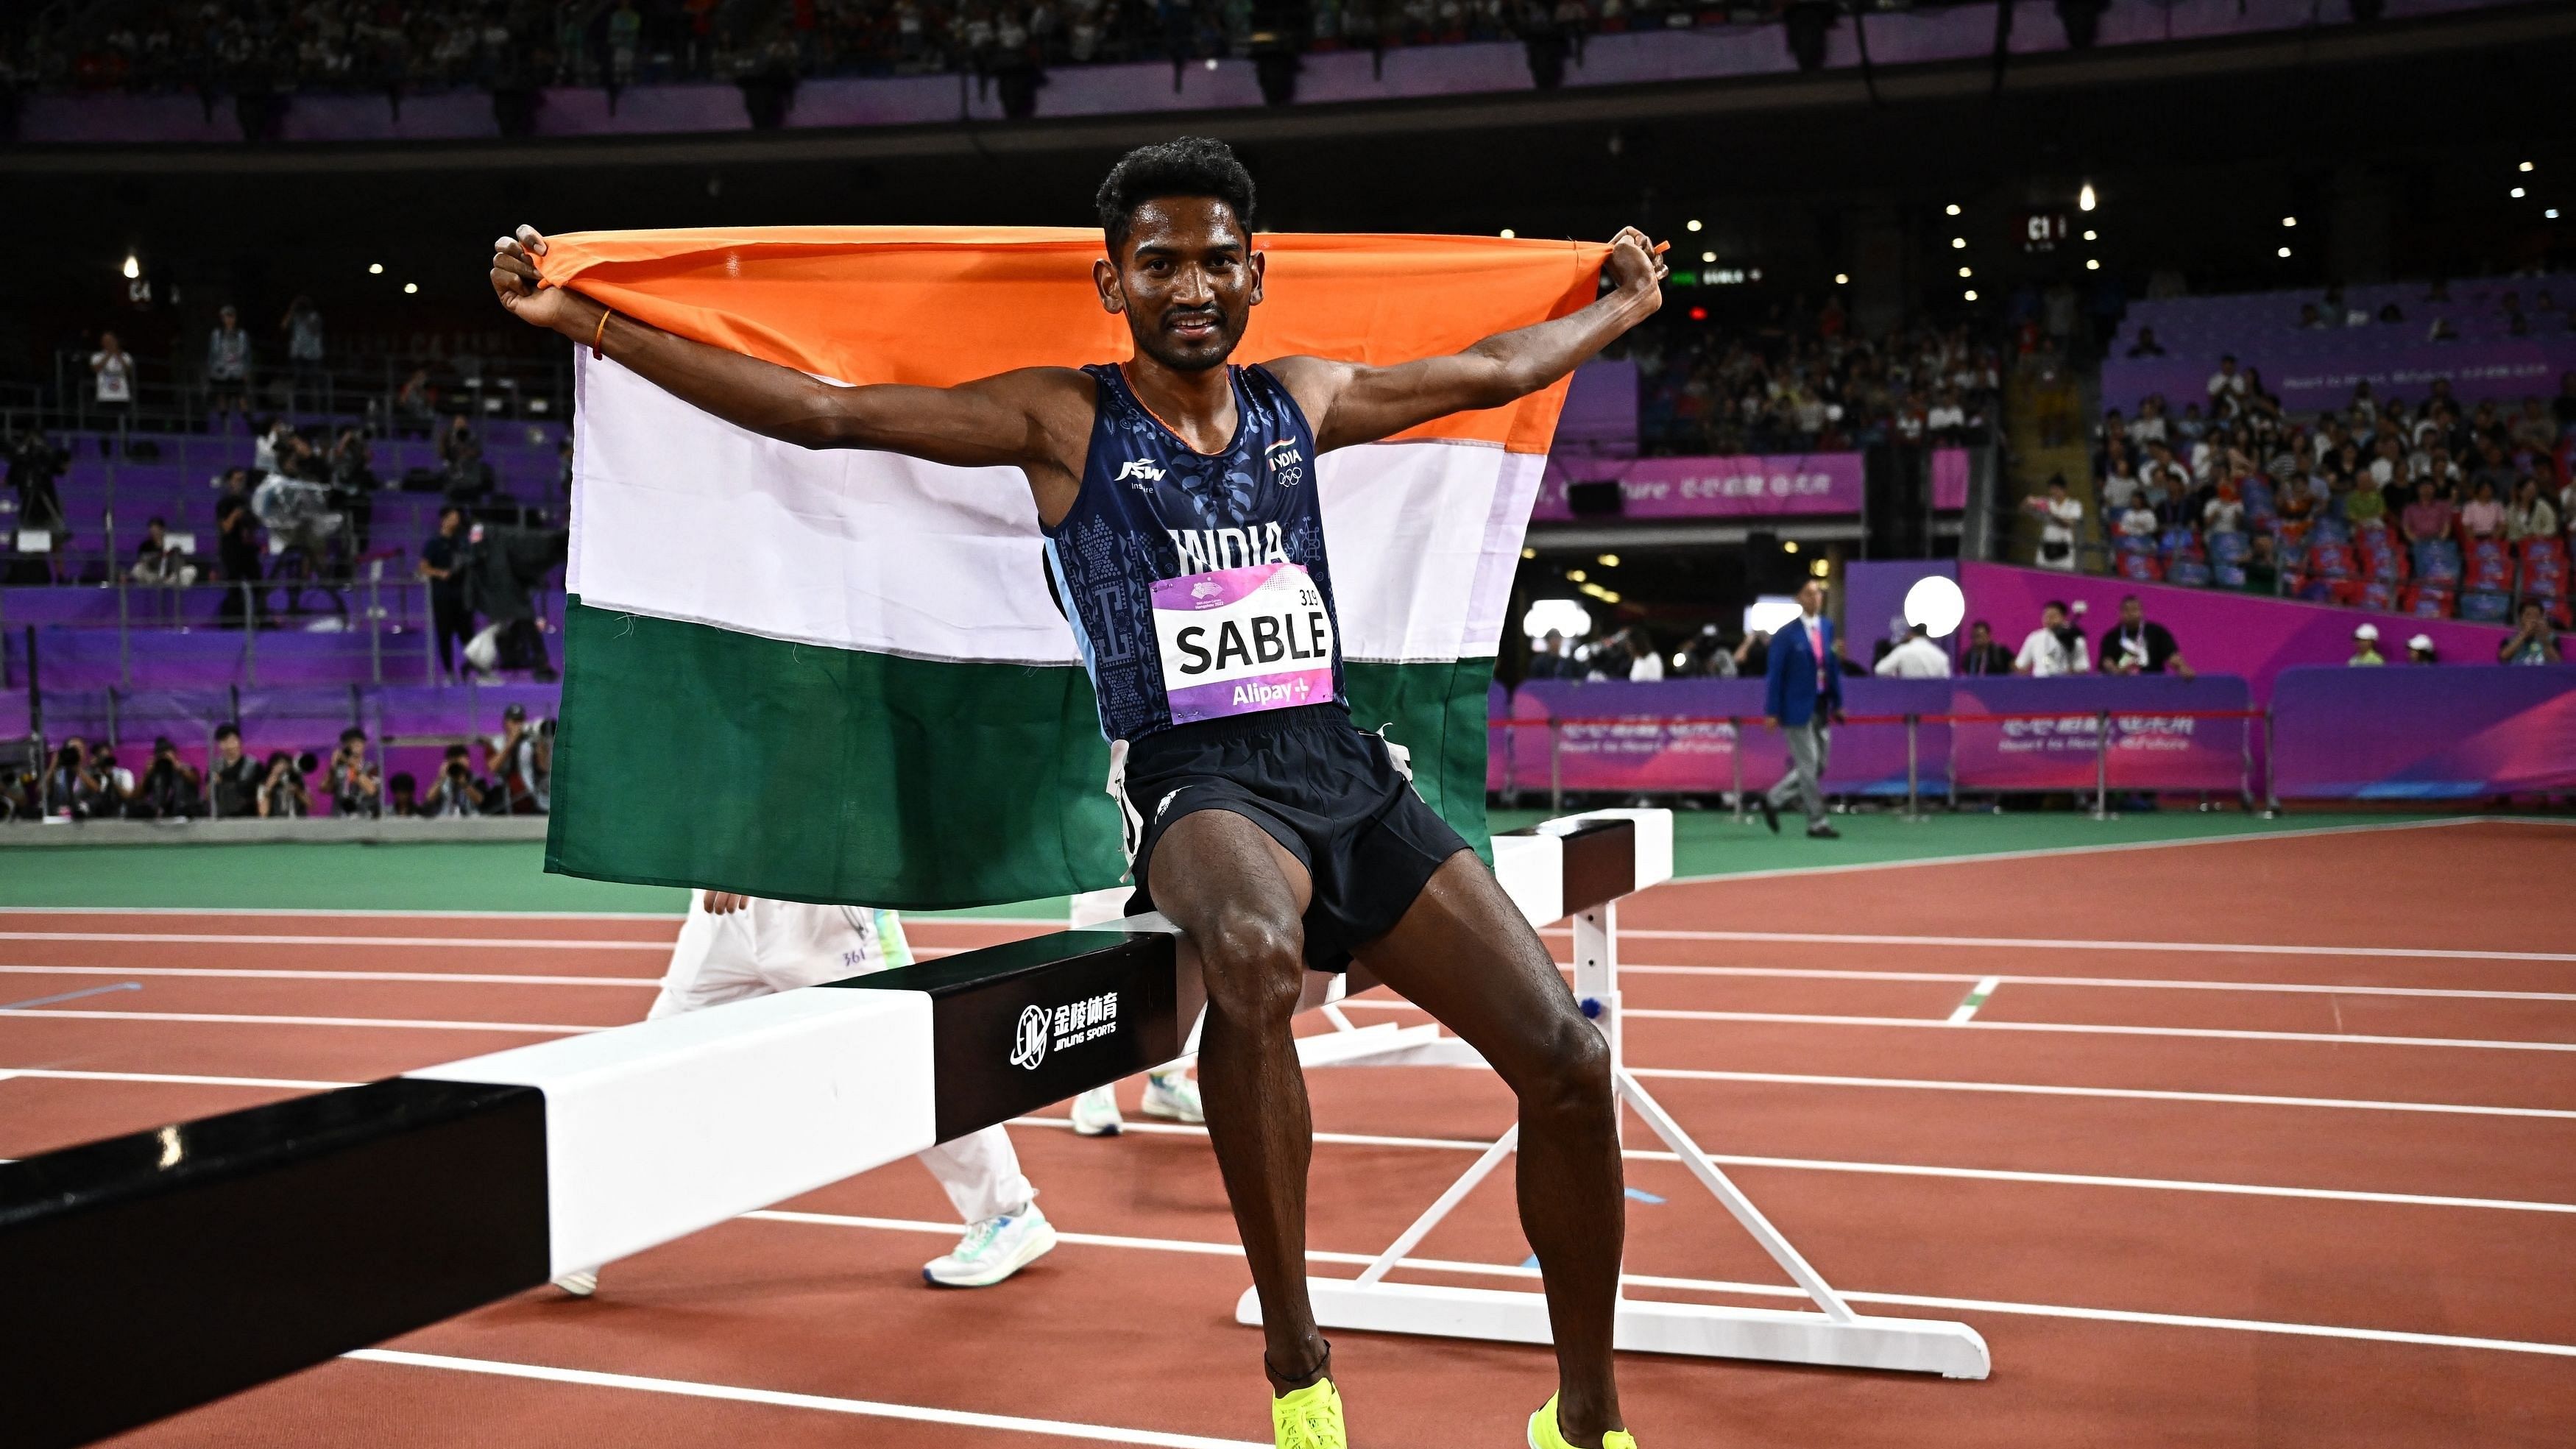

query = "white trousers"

[{"left": 651, "top": 893, "right": 1036, "bottom": 1225}]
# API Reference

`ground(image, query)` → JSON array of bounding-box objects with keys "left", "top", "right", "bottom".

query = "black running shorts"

[{"left": 1122, "top": 704, "right": 1472, "bottom": 973}]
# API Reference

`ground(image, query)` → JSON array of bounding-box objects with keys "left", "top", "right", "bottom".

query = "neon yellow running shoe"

[
  {"left": 1529, "top": 1394, "right": 1638, "bottom": 1449},
  {"left": 1272, "top": 1375, "right": 1347, "bottom": 1449}
]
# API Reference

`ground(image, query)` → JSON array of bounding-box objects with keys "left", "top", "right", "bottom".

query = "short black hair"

[
  {"left": 2045, "top": 599, "right": 2070, "bottom": 614},
  {"left": 1096, "top": 137, "right": 1256, "bottom": 257},
  {"left": 214, "top": 722, "right": 241, "bottom": 742},
  {"left": 339, "top": 726, "right": 366, "bottom": 743}
]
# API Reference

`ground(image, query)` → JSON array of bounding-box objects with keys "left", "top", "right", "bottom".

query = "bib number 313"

[{"left": 1151, "top": 562, "right": 1336, "bottom": 726}]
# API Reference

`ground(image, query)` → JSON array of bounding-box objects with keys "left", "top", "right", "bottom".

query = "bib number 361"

[{"left": 1150, "top": 562, "right": 1336, "bottom": 725}]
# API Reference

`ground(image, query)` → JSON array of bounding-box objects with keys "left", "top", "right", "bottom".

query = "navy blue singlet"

[{"left": 1043, "top": 362, "right": 1343, "bottom": 744}]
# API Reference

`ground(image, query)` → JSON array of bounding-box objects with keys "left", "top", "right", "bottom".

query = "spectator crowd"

[
  {"left": 6, "top": 0, "right": 1844, "bottom": 101},
  {"left": 1624, "top": 305, "right": 2000, "bottom": 457},
  {"left": 2073, "top": 357, "right": 2576, "bottom": 629},
  {"left": 3, "top": 706, "right": 553, "bottom": 823}
]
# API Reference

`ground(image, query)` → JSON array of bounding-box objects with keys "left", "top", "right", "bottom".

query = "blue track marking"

[{"left": 0, "top": 982, "right": 144, "bottom": 1010}]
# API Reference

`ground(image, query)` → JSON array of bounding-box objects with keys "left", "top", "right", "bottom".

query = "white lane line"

[
  {"left": 1947, "top": 977, "right": 2002, "bottom": 1025},
  {"left": 1007, "top": 1116, "right": 2576, "bottom": 1214},
  {"left": 1544, "top": 927, "right": 2576, "bottom": 965},
  {"left": 0, "top": 931, "right": 668, "bottom": 951},
  {"left": 0, "top": 964, "right": 659, "bottom": 987},
  {"left": 19, "top": 1060, "right": 2566, "bottom": 1129},
  {"left": 1626, "top": 1067, "right": 2576, "bottom": 1121},
  {"left": 1654, "top": 814, "right": 2499, "bottom": 886},
  {"left": 1605, "top": 1006, "right": 2576, "bottom": 1053},
  {"left": 13, "top": 1061, "right": 2565, "bottom": 1124},
  {"left": 0, "top": 1066, "right": 356, "bottom": 1090},
  {"left": 1618, "top": 964, "right": 2576, "bottom": 1005},
  {"left": 744, "top": 1208, "right": 2576, "bottom": 1361},
  {"left": 0, "top": 1008, "right": 600, "bottom": 1033},
  {"left": 1340, "top": 996, "right": 2576, "bottom": 1050},
  {"left": 345, "top": 1349, "right": 1265, "bottom": 1449}
]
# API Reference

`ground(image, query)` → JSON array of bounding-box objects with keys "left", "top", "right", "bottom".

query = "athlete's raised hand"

[
  {"left": 1603, "top": 226, "right": 1667, "bottom": 308},
  {"left": 490, "top": 225, "right": 592, "bottom": 336}
]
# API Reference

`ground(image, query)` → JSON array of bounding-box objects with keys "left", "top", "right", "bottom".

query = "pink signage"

[{"left": 1532, "top": 453, "right": 1866, "bottom": 522}]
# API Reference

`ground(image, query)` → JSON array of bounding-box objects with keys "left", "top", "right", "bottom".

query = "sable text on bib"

[{"left": 1150, "top": 562, "right": 1337, "bottom": 726}]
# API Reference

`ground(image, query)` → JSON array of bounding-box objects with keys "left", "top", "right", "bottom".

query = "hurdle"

[
  {"left": 1273, "top": 809, "right": 1992, "bottom": 1381},
  {"left": 0, "top": 810, "right": 1979, "bottom": 1449}
]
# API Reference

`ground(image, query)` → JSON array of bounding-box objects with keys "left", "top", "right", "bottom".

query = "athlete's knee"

[
  {"left": 1520, "top": 1009, "right": 1613, "bottom": 1122},
  {"left": 1195, "top": 907, "right": 1306, "bottom": 1021}
]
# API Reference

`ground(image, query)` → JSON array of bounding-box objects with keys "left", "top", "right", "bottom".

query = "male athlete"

[
  {"left": 552, "top": 890, "right": 1056, "bottom": 1298},
  {"left": 492, "top": 136, "right": 1663, "bottom": 1449}
]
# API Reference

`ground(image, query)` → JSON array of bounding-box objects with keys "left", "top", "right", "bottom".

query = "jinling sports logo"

[
  {"left": 1008, "top": 991, "right": 1123, "bottom": 1071},
  {"left": 1010, "top": 1005, "right": 1050, "bottom": 1070}
]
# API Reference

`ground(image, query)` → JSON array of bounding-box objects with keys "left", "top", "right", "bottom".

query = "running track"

[{"left": 5, "top": 817, "right": 2572, "bottom": 1447}]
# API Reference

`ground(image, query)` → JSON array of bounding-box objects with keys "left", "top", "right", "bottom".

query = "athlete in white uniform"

[
  {"left": 1064, "top": 886, "right": 1206, "bottom": 1135},
  {"left": 553, "top": 890, "right": 1056, "bottom": 1297}
]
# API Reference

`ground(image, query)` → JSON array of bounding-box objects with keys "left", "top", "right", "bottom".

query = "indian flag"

[{"left": 537, "top": 227, "right": 1607, "bottom": 908}]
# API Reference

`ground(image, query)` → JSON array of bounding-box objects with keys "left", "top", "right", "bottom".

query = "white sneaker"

[
  {"left": 551, "top": 1271, "right": 598, "bottom": 1297},
  {"left": 1069, "top": 1085, "right": 1124, "bottom": 1136},
  {"left": 922, "top": 1205, "right": 1057, "bottom": 1288},
  {"left": 1139, "top": 1071, "right": 1203, "bottom": 1124}
]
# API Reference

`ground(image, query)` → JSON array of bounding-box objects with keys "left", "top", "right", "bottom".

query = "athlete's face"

[{"left": 1097, "top": 196, "right": 1263, "bottom": 373}]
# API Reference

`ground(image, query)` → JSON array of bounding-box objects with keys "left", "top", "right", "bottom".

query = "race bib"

[{"left": 1151, "top": 562, "right": 1336, "bottom": 725}]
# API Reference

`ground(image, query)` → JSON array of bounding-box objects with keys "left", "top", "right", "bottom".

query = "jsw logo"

[{"left": 1116, "top": 459, "right": 1166, "bottom": 483}]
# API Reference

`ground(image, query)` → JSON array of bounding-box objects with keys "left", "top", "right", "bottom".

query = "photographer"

[
  {"left": 135, "top": 737, "right": 204, "bottom": 820},
  {"left": 255, "top": 750, "right": 313, "bottom": 818},
  {"left": 7, "top": 430, "right": 68, "bottom": 533},
  {"left": 208, "top": 723, "right": 263, "bottom": 818},
  {"left": 132, "top": 517, "right": 199, "bottom": 587},
  {"left": 327, "top": 727, "right": 383, "bottom": 818},
  {"left": 488, "top": 704, "right": 552, "bottom": 815},
  {"left": 422, "top": 744, "right": 488, "bottom": 818},
  {"left": 2014, "top": 600, "right": 2094, "bottom": 676},
  {"left": 387, "top": 771, "right": 421, "bottom": 818},
  {"left": 41, "top": 737, "right": 109, "bottom": 820}
]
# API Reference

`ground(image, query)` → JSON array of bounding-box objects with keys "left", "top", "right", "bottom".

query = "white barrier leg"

[{"left": 1254, "top": 818, "right": 1992, "bottom": 1380}]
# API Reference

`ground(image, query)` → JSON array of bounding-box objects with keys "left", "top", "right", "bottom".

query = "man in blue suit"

[{"left": 1760, "top": 577, "right": 1843, "bottom": 840}]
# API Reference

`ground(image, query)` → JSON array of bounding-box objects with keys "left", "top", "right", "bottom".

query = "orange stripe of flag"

[{"left": 536, "top": 227, "right": 1611, "bottom": 453}]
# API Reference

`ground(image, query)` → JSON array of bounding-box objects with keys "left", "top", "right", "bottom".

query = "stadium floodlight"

[
  {"left": 2079, "top": 183, "right": 2098, "bottom": 212},
  {"left": 1834, "top": 272, "right": 1850, "bottom": 285},
  {"left": 1903, "top": 575, "right": 1967, "bottom": 639},
  {"left": 1521, "top": 598, "right": 1592, "bottom": 640},
  {"left": 121, "top": 254, "right": 140, "bottom": 280}
]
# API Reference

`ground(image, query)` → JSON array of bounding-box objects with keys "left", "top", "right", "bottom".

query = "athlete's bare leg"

[
  {"left": 1353, "top": 851, "right": 1625, "bottom": 1447},
  {"left": 1146, "top": 809, "right": 1331, "bottom": 1395},
  {"left": 1153, "top": 812, "right": 1625, "bottom": 1443}
]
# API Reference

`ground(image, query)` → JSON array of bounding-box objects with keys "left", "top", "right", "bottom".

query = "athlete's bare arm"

[
  {"left": 1267, "top": 227, "right": 1667, "bottom": 455},
  {"left": 489, "top": 226, "right": 1094, "bottom": 520}
]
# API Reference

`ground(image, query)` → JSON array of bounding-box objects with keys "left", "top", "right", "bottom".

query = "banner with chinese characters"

[
  {"left": 1531, "top": 452, "right": 1865, "bottom": 522},
  {"left": 1946, "top": 676, "right": 2254, "bottom": 794},
  {"left": 1500, "top": 679, "right": 1947, "bottom": 796}
]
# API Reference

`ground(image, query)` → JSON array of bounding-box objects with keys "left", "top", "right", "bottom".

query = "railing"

[
  {"left": 0, "top": 574, "right": 573, "bottom": 692},
  {"left": 1493, "top": 707, "right": 2271, "bottom": 818},
  {"left": 36, "top": 347, "right": 573, "bottom": 438}
]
